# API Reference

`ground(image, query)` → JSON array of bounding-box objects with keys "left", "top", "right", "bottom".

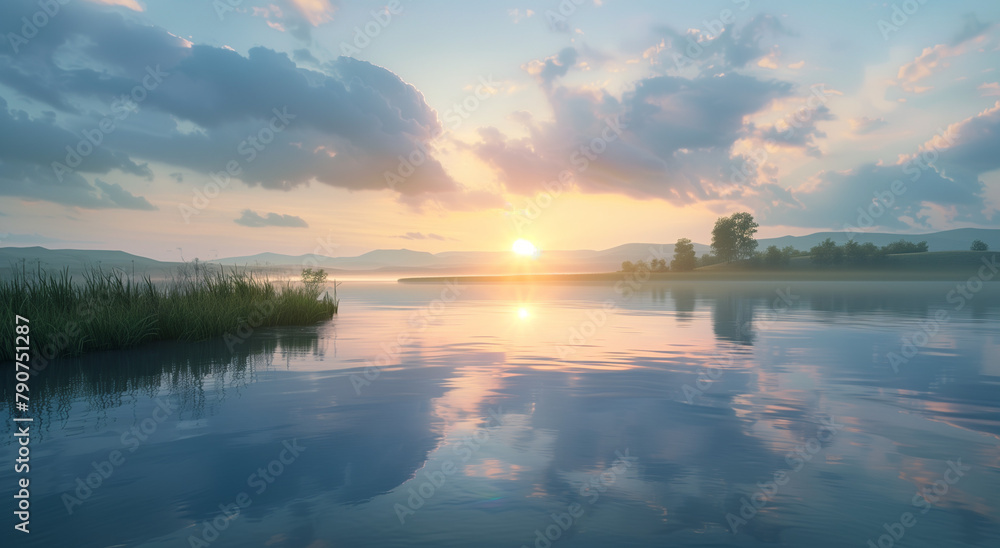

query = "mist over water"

[{"left": 2, "top": 281, "right": 999, "bottom": 547}]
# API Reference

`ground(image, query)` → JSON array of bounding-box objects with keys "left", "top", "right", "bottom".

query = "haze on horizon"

[{"left": 1, "top": 0, "right": 999, "bottom": 262}]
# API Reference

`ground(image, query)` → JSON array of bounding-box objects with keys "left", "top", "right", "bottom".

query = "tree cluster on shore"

[
  {"left": 619, "top": 212, "right": 985, "bottom": 272},
  {"left": 807, "top": 238, "right": 928, "bottom": 266}
]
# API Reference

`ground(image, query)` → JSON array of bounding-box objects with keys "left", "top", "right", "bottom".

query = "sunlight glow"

[
  {"left": 518, "top": 307, "right": 531, "bottom": 320},
  {"left": 512, "top": 239, "right": 538, "bottom": 256}
]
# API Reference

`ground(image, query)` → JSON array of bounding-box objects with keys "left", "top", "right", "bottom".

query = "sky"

[{"left": 0, "top": 0, "right": 999, "bottom": 261}]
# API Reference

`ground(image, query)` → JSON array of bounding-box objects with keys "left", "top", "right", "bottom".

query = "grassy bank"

[{"left": 1, "top": 268, "right": 338, "bottom": 363}]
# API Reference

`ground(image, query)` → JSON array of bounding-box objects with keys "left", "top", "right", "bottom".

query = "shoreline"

[{"left": 398, "top": 269, "right": 997, "bottom": 283}]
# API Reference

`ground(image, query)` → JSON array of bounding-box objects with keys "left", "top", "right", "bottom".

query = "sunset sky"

[{"left": 1, "top": 0, "right": 999, "bottom": 260}]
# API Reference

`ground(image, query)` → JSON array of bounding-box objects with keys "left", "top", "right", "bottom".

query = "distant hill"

[
  {"left": 210, "top": 248, "right": 439, "bottom": 270},
  {"left": 211, "top": 242, "right": 716, "bottom": 273},
  {"left": 206, "top": 252, "right": 319, "bottom": 266},
  {"left": 2, "top": 228, "right": 996, "bottom": 278},
  {"left": 0, "top": 247, "right": 170, "bottom": 274}
]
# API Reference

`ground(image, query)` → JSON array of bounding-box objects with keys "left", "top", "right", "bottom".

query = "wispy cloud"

[
  {"left": 895, "top": 14, "right": 994, "bottom": 93},
  {"left": 979, "top": 82, "right": 1000, "bottom": 96},
  {"left": 849, "top": 116, "right": 889, "bottom": 134},
  {"left": 95, "top": 179, "right": 157, "bottom": 210},
  {"left": 398, "top": 232, "right": 447, "bottom": 241},
  {"left": 508, "top": 8, "right": 534, "bottom": 23},
  {"left": 289, "top": 0, "right": 336, "bottom": 26},
  {"left": 86, "top": 0, "right": 144, "bottom": 11},
  {"left": 234, "top": 210, "right": 309, "bottom": 228}
]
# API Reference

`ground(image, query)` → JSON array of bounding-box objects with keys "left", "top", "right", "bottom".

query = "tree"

[
  {"left": 843, "top": 239, "right": 861, "bottom": 265},
  {"left": 651, "top": 258, "right": 669, "bottom": 272},
  {"left": 971, "top": 239, "right": 989, "bottom": 251},
  {"left": 810, "top": 238, "right": 843, "bottom": 266},
  {"left": 634, "top": 260, "right": 650, "bottom": 273},
  {"left": 621, "top": 260, "right": 635, "bottom": 272},
  {"left": 301, "top": 267, "right": 328, "bottom": 285},
  {"left": 882, "top": 240, "right": 928, "bottom": 254},
  {"left": 671, "top": 238, "right": 697, "bottom": 271},
  {"left": 711, "top": 212, "right": 759, "bottom": 262},
  {"left": 860, "top": 242, "right": 884, "bottom": 264},
  {"left": 763, "top": 245, "right": 787, "bottom": 267}
]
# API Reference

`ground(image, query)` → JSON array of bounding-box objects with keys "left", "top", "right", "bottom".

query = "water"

[{"left": 2, "top": 281, "right": 999, "bottom": 547}]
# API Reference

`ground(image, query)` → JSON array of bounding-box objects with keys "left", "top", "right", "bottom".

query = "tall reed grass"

[{"left": 1, "top": 266, "right": 338, "bottom": 363}]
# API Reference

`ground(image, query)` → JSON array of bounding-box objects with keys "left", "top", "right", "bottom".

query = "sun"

[{"left": 512, "top": 239, "right": 538, "bottom": 256}]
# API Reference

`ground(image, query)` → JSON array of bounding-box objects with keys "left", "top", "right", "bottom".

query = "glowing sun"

[{"left": 512, "top": 239, "right": 538, "bottom": 256}]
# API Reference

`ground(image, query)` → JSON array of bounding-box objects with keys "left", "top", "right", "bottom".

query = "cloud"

[
  {"left": 0, "top": 161, "right": 156, "bottom": 210},
  {"left": 288, "top": 0, "right": 337, "bottom": 26},
  {"left": 473, "top": 68, "right": 792, "bottom": 201},
  {"left": 250, "top": 1, "right": 339, "bottom": 41},
  {"left": 94, "top": 179, "right": 157, "bottom": 210},
  {"left": 895, "top": 15, "right": 993, "bottom": 93},
  {"left": 761, "top": 101, "right": 1000, "bottom": 230},
  {"left": 0, "top": 97, "right": 151, "bottom": 179},
  {"left": 86, "top": 0, "right": 144, "bottom": 11},
  {"left": 927, "top": 100, "right": 1000, "bottom": 181},
  {"left": 0, "top": 96, "right": 157, "bottom": 210},
  {"left": 508, "top": 8, "right": 534, "bottom": 23},
  {"left": 398, "top": 232, "right": 446, "bottom": 241},
  {"left": 979, "top": 82, "right": 1000, "bottom": 96},
  {"left": 756, "top": 49, "right": 779, "bottom": 69},
  {"left": 0, "top": 0, "right": 496, "bottom": 210},
  {"left": 234, "top": 209, "right": 308, "bottom": 228},
  {"left": 895, "top": 44, "right": 962, "bottom": 93},
  {"left": 717, "top": 15, "right": 792, "bottom": 69},
  {"left": 950, "top": 13, "right": 993, "bottom": 45},
  {"left": 649, "top": 15, "right": 793, "bottom": 74},
  {"left": 849, "top": 116, "right": 889, "bottom": 134},
  {"left": 292, "top": 48, "right": 320, "bottom": 65},
  {"left": 755, "top": 104, "right": 836, "bottom": 156},
  {"left": 523, "top": 47, "right": 579, "bottom": 86},
  {"left": 169, "top": 172, "right": 184, "bottom": 182}
]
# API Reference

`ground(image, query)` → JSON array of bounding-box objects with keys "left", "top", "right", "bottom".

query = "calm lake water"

[{"left": 2, "top": 281, "right": 999, "bottom": 547}]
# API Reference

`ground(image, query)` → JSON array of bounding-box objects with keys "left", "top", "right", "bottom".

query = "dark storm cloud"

[{"left": 234, "top": 209, "right": 309, "bottom": 228}]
